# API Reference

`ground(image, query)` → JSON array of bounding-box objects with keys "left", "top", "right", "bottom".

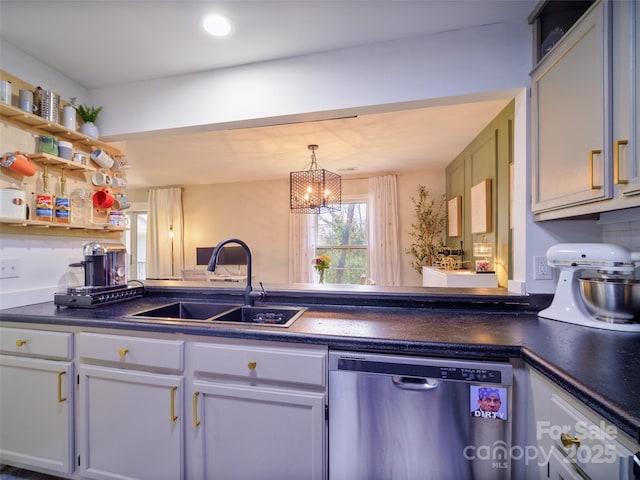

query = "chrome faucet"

[{"left": 207, "top": 238, "right": 262, "bottom": 306}]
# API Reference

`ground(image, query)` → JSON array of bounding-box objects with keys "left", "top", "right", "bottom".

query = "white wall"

[
  {"left": 87, "top": 21, "right": 532, "bottom": 137},
  {"left": 172, "top": 168, "right": 444, "bottom": 287}
]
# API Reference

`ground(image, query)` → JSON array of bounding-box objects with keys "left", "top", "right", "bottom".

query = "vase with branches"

[{"left": 406, "top": 186, "right": 447, "bottom": 274}]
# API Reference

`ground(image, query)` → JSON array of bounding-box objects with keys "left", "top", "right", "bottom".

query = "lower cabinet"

[
  {"left": 189, "top": 340, "right": 328, "bottom": 480},
  {"left": 0, "top": 327, "right": 74, "bottom": 476},
  {"left": 525, "top": 367, "right": 639, "bottom": 480},
  {"left": 77, "top": 332, "right": 185, "bottom": 480}
]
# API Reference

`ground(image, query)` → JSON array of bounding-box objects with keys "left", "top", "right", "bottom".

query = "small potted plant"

[{"left": 77, "top": 104, "right": 103, "bottom": 138}]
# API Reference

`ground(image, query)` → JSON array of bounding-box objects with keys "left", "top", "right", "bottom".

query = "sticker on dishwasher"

[{"left": 470, "top": 386, "right": 507, "bottom": 420}]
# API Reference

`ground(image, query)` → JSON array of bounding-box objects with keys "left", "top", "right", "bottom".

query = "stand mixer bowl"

[{"left": 579, "top": 278, "right": 640, "bottom": 323}]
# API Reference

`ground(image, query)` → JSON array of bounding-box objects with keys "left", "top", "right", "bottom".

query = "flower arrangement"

[{"left": 313, "top": 254, "right": 331, "bottom": 283}]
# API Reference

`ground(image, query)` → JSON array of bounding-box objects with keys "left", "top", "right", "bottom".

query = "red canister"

[{"left": 1, "top": 152, "right": 37, "bottom": 176}]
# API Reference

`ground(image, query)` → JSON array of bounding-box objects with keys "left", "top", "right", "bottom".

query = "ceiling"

[{"left": 0, "top": 1, "right": 532, "bottom": 188}]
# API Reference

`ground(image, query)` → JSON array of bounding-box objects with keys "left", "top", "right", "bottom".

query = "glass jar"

[{"left": 70, "top": 188, "right": 93, "bottom": 225}]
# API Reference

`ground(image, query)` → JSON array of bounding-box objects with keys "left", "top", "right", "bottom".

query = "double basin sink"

[{"left": 130, "top": 302, "right": 306, "bottom": 328}]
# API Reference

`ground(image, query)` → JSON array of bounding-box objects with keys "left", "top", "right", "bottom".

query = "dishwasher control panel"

[{"left": 331, "top": 352, "right": 513, "bottom": 386}]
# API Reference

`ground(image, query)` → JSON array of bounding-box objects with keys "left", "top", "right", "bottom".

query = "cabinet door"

[
  {"left": 531, "top": 1, "right": 611, "bottom": 212},
  {"left": 79, "top": 365, "right": 184, "bottom": 480},
  {"left": 0, "top": 355, "right": 74, "bottom": 475},
  {"left": 191, "top": 381, "right": 326, "bottom": 480},
  {"left": 612, "top": 0, "right": 640, "bottom": 196}
]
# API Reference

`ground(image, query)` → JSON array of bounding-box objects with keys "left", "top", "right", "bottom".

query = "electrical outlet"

[
  {"left": 0, "top": 258, "right": 20, "bottom": 279},
  {"left": 533, "top": 256, "right": 552, "bottom": 280}
]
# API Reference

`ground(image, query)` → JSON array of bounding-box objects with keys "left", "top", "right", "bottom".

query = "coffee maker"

[{"left": 55, "top": 242, "right": 143, "bottom": 308}]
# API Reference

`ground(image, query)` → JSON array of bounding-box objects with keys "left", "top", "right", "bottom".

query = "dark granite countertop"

[{"left": 1, "top": 285, "right": 639, "bottom": 443}]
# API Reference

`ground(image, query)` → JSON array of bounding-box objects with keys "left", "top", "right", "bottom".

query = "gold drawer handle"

[
  {"left": 170, "top": 386, "right": 178, "bottom": 422},
  {"left": 560, "top": 432, "right": 581, "bottom": 448},
  {"left": 57, "top": 371, "right": 67, "bottom": 403},
  {"left": 589, "top": 149, "right": 602, "bottom": 189},
  {"left": 15, "top": 339, "right": 27, "bottom": 347},
  {"left": 248, "top": 361, "right": 257, "bottom": 371},
  {"left": 614, "top": 140, "right": 629, "bottom": 185},
  {"left": 193, "top": 392, "right": 201, "bottom": 427},
  {"left": 118, "top": 348, "right": 129, "bottom": 357}
]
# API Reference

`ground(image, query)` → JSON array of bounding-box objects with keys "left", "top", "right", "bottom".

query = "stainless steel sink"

[
  {"left": 212, "top": 305, "right": 307, "bottom": 326},
  {"left": 130, "top": 302, "right": 306, "bottom": 327},
  {"left": 131, "top": 302, "right": 238, "bottom": 320}
]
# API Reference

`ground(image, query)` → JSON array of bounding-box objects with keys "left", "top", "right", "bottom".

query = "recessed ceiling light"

[{"left": 202, "top": 13, "right": 232, "bottom": 37}]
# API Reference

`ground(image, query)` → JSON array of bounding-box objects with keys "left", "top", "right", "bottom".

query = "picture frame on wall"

[
  {"left": 471, "top": 179, "right": 491, "bottom": 234},
  {"left": 448, "top": 196, "right": 462, "bottom": 237}
]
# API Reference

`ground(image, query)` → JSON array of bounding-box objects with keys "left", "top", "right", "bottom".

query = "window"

[
  {"left": 125, "top": 212, "right": 147, "bottom": 280},
  {"left": 316, "top": 201, "right": 367, "bottom": 284}
]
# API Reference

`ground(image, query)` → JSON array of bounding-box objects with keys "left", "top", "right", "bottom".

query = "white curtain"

[
  {"left": 146, "top": 187, "right": 184, "bottom": 279},
  {"left": 289, "top": 212, "right": 316, "bottom": 284},
  {"left": 368, "top": 175, "right": 401, "bottom": 286}
]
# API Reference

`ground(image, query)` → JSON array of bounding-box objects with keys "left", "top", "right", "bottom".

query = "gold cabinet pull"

[
  {"left": 193, "top": 392, "right": 201, "bottom": 427},
  {"left": 170, "top": 386, "right": 178, "bottom": 422},
  {"left": 560, "top": 432, "right": 581, "bottom": 448},
  {"left": 614, "top": 140, "right": 629, "bottom": 185},
  {"left": 57, "top": 371, "right": 67, "bottom": 403},
  {"left": 118, "top": 348, "right": 129, "bottom": 357},
  {"left": 589, "top": 149, "right": 602, "bottom": 189},
  {"left": 15, "top": 339, "right": 27, "bottom": 347},
  {"left": 247, "top": 361, "right": 257, "bottom": 371}
]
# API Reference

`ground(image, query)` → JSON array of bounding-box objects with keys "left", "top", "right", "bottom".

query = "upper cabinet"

[{"left": 530, "top": 0, "right": 640, "bottom": 220}]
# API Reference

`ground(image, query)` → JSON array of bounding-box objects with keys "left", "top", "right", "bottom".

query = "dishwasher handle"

[{"left": 392, "top": 375, "right": 439, "bottom": 391}]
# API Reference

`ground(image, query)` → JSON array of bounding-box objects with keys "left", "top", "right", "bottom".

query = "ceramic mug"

[
  {"left": 113, "top": 194, "right": 130, "bottom": 210},
  {"left": 112, "top": 175, "right": 127, "bottom": 188},
  {"left": 90, "top": 149, "right": 114, "bottom": 169},
  {"left": 108, "top": 211, "right": 129, "bottom": 227},
  {"left": 92, "top": 189, "right": 114, "bottom": 208},
  {"left": 19, "top": 89, "right": 37, "bottom": 113},
  {"left": 73, "top": 152, "right": 88, "bottom": 165},
  {"left": 92, "top": 170, "right": 112, "bottom": 186}
]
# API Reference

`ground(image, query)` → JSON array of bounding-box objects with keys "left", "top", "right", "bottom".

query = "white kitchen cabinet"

[
  {"left": 189, "top": 340, "right": 328, "bottom": 480},
  {"left": 525, "top": 367, "right": 639, "bottom": 480},
  {"left": 531, "top": 1, "right": 611, "bottom": 214},
  {"left": 0, "top": 327, "right": 74, "bottom": 476},
  {"left": 531, "top": 0, "right": 640, "bottom": 219},
  {"left": 611, "top": 0, "right": 640, "bottom": 196},
  {"left": 77, "top": 332, "right": 185, "bottom": 480}
]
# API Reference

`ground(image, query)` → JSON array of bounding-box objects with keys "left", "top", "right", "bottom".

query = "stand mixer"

[{"left": 538, "top": 243, "right": 640, "bottom": 331}]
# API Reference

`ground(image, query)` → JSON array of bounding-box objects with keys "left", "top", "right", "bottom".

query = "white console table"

[{"left": 422, "top": 266, "right": 498, "bottom": 288}]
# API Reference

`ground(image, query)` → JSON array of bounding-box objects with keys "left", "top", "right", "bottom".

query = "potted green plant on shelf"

[
  {"left": 77, "top": 104, "right": 103, "bottom": 138},
  {"left": 406, "top": 185, "right": 447, "bottom": 274}
]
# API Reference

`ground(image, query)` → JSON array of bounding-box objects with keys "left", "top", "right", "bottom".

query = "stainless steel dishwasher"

[{"left": 329, "top": 351, "right": 513, "bottom": 480}]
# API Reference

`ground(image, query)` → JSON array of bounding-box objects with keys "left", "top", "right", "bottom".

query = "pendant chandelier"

[{"left": 290, "top": 144, "right": 341, "bottom": 214}]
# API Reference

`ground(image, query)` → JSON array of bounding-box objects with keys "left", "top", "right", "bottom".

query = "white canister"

[
  {"left": 0, "top": 80, "right": 12, "bottom": 105},
  {"left": 0, "top": 187, "right": 27, "bottom": 219},
  {"left": 63, "top": 105, "right": 76, "bottom": 130}
]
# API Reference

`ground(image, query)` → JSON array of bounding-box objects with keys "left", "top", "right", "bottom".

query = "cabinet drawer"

[
  {"left": 0, "top": 327, "right": 72, "bottom": 360},
  {"left": 192, "top": 342, "right": 327, "bottom": 387},
  {"left": 78, "top": 333, "right": 184, "bottom": 371},
  {"left": 548, "top": 394, "right": 635, "bottom": 479}
]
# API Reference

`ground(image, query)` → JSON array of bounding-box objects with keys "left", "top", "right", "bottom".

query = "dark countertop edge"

[
  {"left": 141, "top": 283, "right": 553, "bottom": 311},
  {"left": 522, "top": 347, "right": 640, "bottom": 443}
]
